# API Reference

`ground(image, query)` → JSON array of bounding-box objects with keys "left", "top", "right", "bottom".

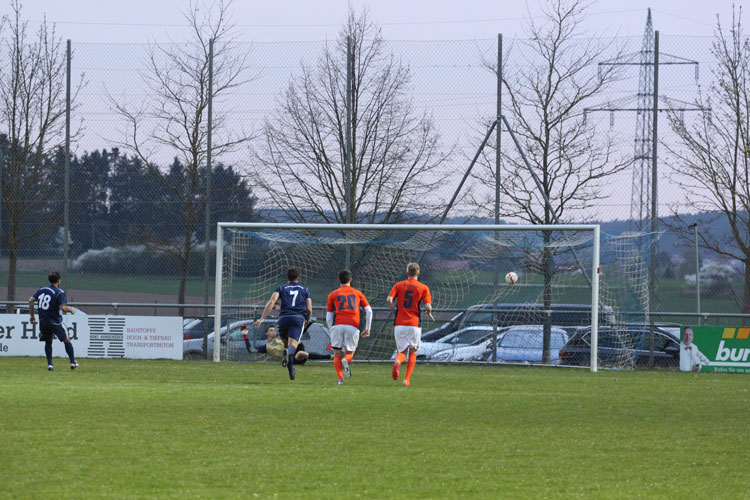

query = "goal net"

[{"left": 212, "top": 223, "right": 651, "bottom": 371}]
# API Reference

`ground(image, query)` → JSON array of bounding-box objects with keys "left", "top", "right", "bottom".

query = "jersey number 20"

[{"left": 336, "top": 294, "right": 356, "bottom": 310}]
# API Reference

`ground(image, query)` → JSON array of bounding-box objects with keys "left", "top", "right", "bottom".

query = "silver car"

[
  {"left": 183, "top": 319, "right": 331, "bottom": 360},
  {"left": 390, "top": 325, "right": 502, "bottom": 361}
]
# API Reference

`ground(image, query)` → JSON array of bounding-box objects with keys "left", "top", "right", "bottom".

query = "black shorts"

[
  {"left": 39, "top": 322, "right": 68, "bottom": 343},
  {"left": 277, "top": 315, "right": 305, "bottom": 342}
]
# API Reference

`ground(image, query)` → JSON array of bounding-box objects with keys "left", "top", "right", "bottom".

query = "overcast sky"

[
  {"left": 10, "top": 0, "right": 738, "bottom": 221},
  {"left": 15, "top": 0, "right": 738, "bottom": 43}
]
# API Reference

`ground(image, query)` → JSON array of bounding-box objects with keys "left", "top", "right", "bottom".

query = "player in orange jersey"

[
  {"left": 326, "top": 269, "right": 372, "bottom": 385},
  {"left": 387, "top": 262, "right": 434, "bottom": 386}
]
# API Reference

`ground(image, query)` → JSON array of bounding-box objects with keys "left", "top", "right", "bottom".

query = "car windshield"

[
  {"left": 437, "top": 329, "right": 491, "bottom": 344},
  {"left": 184, "top": 319, "right": 201, "bottom": 329},
  {"left": 500, "top": 330, "right": 566, "bottom": 349},
  {"left": 464, "top": 310, "right": 494, "bottom": 323}
]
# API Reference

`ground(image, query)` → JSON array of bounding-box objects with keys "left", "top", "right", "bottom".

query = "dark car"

[
  {"left": 558, "top": 325, "right": 680, "bottom": 368},
  {"left": 421, "top": 303, "right": 615, "bottom": 342}
]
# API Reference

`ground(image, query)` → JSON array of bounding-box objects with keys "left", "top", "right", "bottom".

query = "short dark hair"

[
  {"left": 286, "top": 267, "right": 300, "bottom": 281},
  {"left": 48, "top": 272, "right": 61, "bottom": 284},
  {"left": 264, "top": 324, "right": 276, "bottom": 333},
  {"left": 406, "top": 262, "right": 420, "bottom": 277},
  {"left": 338, "top": 269, "right": 352, "bottom": 284}
]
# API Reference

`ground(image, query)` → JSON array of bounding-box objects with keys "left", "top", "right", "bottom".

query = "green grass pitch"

[{"left": 2, "top": 358, "right": 747, "bottom": 499}]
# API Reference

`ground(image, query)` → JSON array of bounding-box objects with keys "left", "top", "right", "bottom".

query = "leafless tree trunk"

[
  {"left": 665, "top": 6, "right": 750, "bottom": 314},
  {"left": 0, "top": 1, "right": 81, "bottom": 310},
  {"left": 474, "top": 0, "right": 628, "bottom": 361},
  {"left": 110, "top": 0, "right": 254, "bottom": 315},
  {"left": 251, "top": 9, "right": 450, "bottom": 229}
]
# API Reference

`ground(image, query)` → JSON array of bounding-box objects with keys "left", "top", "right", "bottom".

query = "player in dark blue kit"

[
  {"left": 254, "top": 267, "right": 312, "bottom": 380},
  {"left": 28, "top": 272, "right": 79, "bottom": 371}
]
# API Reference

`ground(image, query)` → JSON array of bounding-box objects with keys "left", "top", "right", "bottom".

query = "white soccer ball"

[{"left": 505, "top": 271, "right": 518, "bottom": 284}]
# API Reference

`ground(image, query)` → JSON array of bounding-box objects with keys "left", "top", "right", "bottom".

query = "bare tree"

[
  {"left": 475, "top": 0, "right": 627, "bottom": 225},
  {"left": 111, "top": 0, "right": 254, "bottom": 312},
  {"left": 0, "top": 1, "right": 81, "bottom": 309},
  {"left": 665, "top": 6, "right": 750, "bottom": 313},
  {"left": 251, "top": 9, "right": 450, "bottom": 226},
  {"left": 474, "top": 0, "right": 628, "bottom": 362}
]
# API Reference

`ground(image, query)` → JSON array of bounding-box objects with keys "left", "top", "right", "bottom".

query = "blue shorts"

[
  {"left": 39, "top": 322, "right": 68, "bottom": 343},
  {"left": 277, "top": 315, "right": 305, "bottom": 342}
]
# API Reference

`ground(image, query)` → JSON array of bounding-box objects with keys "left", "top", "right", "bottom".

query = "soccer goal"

[{"left": 212, "top": 223, "right": 649, "bottom": 372}]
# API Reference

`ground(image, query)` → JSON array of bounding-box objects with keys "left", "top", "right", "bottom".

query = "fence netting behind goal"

[{"left": 217, "top": 225, "right": 655, "bottom": 369}]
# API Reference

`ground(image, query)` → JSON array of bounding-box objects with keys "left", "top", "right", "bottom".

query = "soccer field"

[{"left": 2, "top": 359, "right": 746, "bottom": 499}]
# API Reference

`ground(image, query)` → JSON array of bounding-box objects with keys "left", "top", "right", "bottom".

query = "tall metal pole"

[
  {"left": 344, "top": 35, "right": 353, "bottom": 269},
  {"left": 492, "top": 34, "right": 503, "bottom": 363},
  {"left": 203, "top": 38, "right": 214, "bottom": 313},
  {"left": 64, "top": 39, "right": 71, "bottom": 278},
  {"left": 495, "top": 34, "right": 502, "bottom": 231},
  {"left": 648, "top": 31, "right": 659, "bottom": 369}
]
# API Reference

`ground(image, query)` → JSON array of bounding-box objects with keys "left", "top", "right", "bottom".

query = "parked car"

[
  {"left": 395, "top": 325, "right": 500, "bottom": 361},
  {"left": 182, "top": 315, "right": 231, "bottom": 340},
  {"left": 429, "top": 328, "right": 509, "bottom": 362},
  {"left": 472, "top": 325, "right": 569, "bottom": 364},
  {"left": 558, "top": 325, "right": 680, "bottom": 368},
  {"left": 421, "top": 303, "right": 615, "bottom": 342},
  {"left": 183, "top": 318, "right": 332, "bottom": 361}
]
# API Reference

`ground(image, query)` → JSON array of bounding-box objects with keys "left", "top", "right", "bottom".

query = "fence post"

[
  {"left": 64, "top": 39, "right": 71, "bottom": 278},
  {"left": 492, "top": 33, "right": 503, "bottom": 363},
  {"left": 648, "top": 30, "right": 660, "bottom": 369},
  {"left": 344, "top": 35, "right": 353, "bottom": 269},
  {"left": 203, "top": 38, "right": 214, "bottom": 317}
]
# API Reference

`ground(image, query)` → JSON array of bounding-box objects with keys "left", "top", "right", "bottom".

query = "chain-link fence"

[{"left": 1, "top": 29, "right": 747, "bottom": 329}]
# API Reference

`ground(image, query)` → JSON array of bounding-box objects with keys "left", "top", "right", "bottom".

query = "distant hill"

[{"left": 253, "top": 209, "right": 741, "bottom": 260}]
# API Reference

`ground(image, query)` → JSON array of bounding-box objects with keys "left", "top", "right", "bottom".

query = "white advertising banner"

[{"left": 0, "top": 314, "right": 183, "bottom": 360}]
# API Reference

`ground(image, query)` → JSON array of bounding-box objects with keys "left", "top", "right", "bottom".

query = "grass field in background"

[
  {"left": 3, "top": 269, "right": 744, "bottom": 316},
  {"left": 1, "top": 358, "right": 747, "bottom": 499},
  {"left": 2, "top": 271, "right": 212, "bottom": 297}
]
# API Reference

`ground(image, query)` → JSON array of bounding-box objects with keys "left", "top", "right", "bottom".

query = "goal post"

[{"left": 213, "top": 222, "right": 605, "bottom": 372}]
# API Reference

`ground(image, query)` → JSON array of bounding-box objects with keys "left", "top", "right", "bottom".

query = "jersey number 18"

[{"left": 39, "top": 294, "right": 52, "bottom": 310}]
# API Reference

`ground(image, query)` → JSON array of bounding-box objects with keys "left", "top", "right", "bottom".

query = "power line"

[
  {"left": 20, "top": 8, "right": 648, "bottom": 29},
  {"left": 652, "top": 9, "right": 714, "bottom": 28}
]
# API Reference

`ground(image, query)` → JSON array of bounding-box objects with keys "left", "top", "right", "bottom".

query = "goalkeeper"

[{"left": 243, "top": 324, "right": 309, "bottom": 365}]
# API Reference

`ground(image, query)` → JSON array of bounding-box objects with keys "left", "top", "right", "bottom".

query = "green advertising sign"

[{"left": 680, "top": 326, "right": 750, "bottom": 374}]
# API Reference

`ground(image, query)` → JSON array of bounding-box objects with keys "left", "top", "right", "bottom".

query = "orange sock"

[
  {"left": 344, "top": 353, "right": 353, "bottom": 364},
  {"left": 404, "top": 352, "right": 417, "bottom": 381},
  {"left": 333, "top": 355, "right": 344, "bottom": 380},
  {"left": 395, "top": 352, "right": 407, "bottom": 365}
]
